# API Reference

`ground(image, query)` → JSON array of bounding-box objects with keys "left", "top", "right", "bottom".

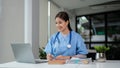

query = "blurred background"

[{"left": 0, "top": 0, "right": 120, "bottom": 63}]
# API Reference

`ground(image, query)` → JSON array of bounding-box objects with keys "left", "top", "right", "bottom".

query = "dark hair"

[{"left": 55, "top": 11, "right": 72, "bottom": 31}]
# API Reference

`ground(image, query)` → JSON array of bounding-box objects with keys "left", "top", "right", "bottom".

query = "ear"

[{"left": 66, "top": 20, "right": 69, "bottom": 25}]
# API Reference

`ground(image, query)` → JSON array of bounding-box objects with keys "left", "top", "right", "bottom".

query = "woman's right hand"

[{"left": 47, "top": 54, "right": 54, "bottom": 61}]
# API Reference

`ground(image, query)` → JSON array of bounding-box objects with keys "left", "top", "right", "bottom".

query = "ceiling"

[{"left": 51, "top": 0, "right": 120, "bottom": 10}]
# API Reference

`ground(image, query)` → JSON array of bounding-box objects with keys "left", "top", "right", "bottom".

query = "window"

[{"left": 76, "top": 10, "right": 120, "bottom": 60}]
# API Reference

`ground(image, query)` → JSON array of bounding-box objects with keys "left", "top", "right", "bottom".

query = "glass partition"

[
  {"left": 76, "top": 16, "right": 90, "bottom": 49},
  {"left": 76, "top": 11, "right": 120, "bottom": 49},
  {"left": 76, "top": 11, "right": 120, "bottom": 60},
  {"left": 90, "top": 14, "right": 105, "bottom": 47},
  {"left": 76, "top": 16, "right": 90, "bottom": 41},
  {"left": 107, "top": 12, "right": 120, "bottom": 42}
]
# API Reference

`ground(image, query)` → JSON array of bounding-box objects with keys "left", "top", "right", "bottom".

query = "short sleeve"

[
  {"left": 76, "top": 35, "right": 88, "bottom": 55},
  {"left": 44, "top": 36, "right": 53, "bottom": 54}
]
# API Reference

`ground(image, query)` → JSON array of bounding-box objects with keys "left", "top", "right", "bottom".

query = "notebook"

[{"left": 11, "top": 43, "right": 47, "bottom": 64}]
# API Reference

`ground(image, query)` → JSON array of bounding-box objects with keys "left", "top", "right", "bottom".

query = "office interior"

[{"left": 0, "top": 0, "right": 120, "bottom": 64}]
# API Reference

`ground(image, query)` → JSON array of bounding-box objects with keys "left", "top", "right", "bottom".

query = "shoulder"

[
  {"left": 71, "top": 31, "right": 83, "bottom": 40},
  {"left": 71, "top": 31, "right": 81, "bottom": 37},
  {"left": 49, "top": 32, "right": 59, "bottom": 40}
]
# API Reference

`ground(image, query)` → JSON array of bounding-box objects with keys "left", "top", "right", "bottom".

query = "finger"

[
  {"left": 47, "top": 56, "right": 52, "bottom": 61},
  {"left": 56, "top": 56, "right": 63, "bottom": 59},
  {"left": 47, "top": 54, "right": 54, "bottom": 61}
]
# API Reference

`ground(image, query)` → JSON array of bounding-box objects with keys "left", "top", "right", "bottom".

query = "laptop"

[{"left": 11, "top": 43, "right": 48, "bottom": 64}]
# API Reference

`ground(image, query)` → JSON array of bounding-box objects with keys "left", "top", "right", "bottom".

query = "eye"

[
  {"left": 59, "top": 22, "right": 62, "bottom": 24},
  {"left": 56, "top": 22, "right": 62, "bottom": 25}
]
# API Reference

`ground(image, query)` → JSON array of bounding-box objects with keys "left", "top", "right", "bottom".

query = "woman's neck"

[{"left": 61, "top": 28, "right": 70, "bottom": 35}]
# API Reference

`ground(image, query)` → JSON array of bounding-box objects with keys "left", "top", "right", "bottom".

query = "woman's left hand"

[{"left": 55, "top": 55, "right": 71, "bottom": 60}]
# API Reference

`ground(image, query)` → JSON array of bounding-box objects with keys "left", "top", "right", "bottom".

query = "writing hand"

[{"left": 47, "top": 54, "right": 54, "bottom": 61}]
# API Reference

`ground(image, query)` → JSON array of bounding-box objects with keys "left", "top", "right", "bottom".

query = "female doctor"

[{"left": 45, "top": 11, "right": 88, "bottom": 61}]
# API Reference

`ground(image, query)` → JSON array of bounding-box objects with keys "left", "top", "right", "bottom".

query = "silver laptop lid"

[{"left": 11, "top": 43, "right": 36, "bottom": 63}]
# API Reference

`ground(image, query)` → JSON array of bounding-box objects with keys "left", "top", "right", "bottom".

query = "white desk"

[{"left": 0, "top": 60, "right": 120, "bottom": 68}]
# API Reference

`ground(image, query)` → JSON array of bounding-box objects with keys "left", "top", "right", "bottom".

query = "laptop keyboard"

[{"left": 35, "top": 59, "right": 48, "bottom": 63}]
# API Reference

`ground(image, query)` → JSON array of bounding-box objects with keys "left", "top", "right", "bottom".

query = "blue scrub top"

[{"left": 44, "top": 31, "right": 88, "bottom": 57}]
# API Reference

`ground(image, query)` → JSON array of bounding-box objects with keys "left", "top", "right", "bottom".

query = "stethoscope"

[{"left": 53, "top": 31, "right": 72, "bottom": 49}]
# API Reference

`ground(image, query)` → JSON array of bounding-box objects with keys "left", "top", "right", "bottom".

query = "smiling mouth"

[{"left": 57, "top": 27, "right": 62, "bottom": 29}]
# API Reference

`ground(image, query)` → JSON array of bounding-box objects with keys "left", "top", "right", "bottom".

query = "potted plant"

[
  {"left": 94, "top": 45, "right": 110, "bottom": 62},
  {"left": 39, "top": 47, "right": 46, "bottom": 59}
]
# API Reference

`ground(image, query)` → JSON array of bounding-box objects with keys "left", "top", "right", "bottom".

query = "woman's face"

[{"left": 55, "top": 17, "right": 68, "bottom": 32}]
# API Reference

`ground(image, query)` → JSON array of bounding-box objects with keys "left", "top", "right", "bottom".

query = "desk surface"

[{"left": 0, "top": 60, "right": 120, "bottom": 68}]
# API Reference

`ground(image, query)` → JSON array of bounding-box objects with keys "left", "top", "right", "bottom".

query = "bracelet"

[{"left": 70, "top": 56, "right": 72, "bottom": 59}]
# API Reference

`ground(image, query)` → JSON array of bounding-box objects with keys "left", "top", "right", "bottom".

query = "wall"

[
  {"left": 67, "top": 11, "right": 76, "bottom": 31},
  {"left": 0, "top": 0, "right": 24, "bottom": 63},
  {"left": 70, "top": 16, "right": 76, "bottom": 31},
  {"left": 39, "top": 0, "right": 48, "bottom": 47},
  {"left": 31, "top": 0, "right": 39, "bottom": 59},
  {"left": 24, "top": 0, "right": 39, "bottom": 59},
  {"left": 50, "top": 2, "right": 61, "bottom": 35},
  {"left": 0, "top": 0, "right": 40, "bottom": 63}
]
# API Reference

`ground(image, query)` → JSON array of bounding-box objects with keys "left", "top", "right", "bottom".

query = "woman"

[{"left": 45, "top": 11, "right": 88, "bottom": 61}]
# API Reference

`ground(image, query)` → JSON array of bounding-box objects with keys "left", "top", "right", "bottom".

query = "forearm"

[
  {"left": 55, "top": 55, "right": 71, "bottom": 60},
  {"left": 62, "top": 56, "right": 71, "bottom": 59},
  {"left": 72, "top": 54, "right": 87, "bottom": 58},
  {"left": 55, "top": 54, "right": 86, "bottom": 60}
]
